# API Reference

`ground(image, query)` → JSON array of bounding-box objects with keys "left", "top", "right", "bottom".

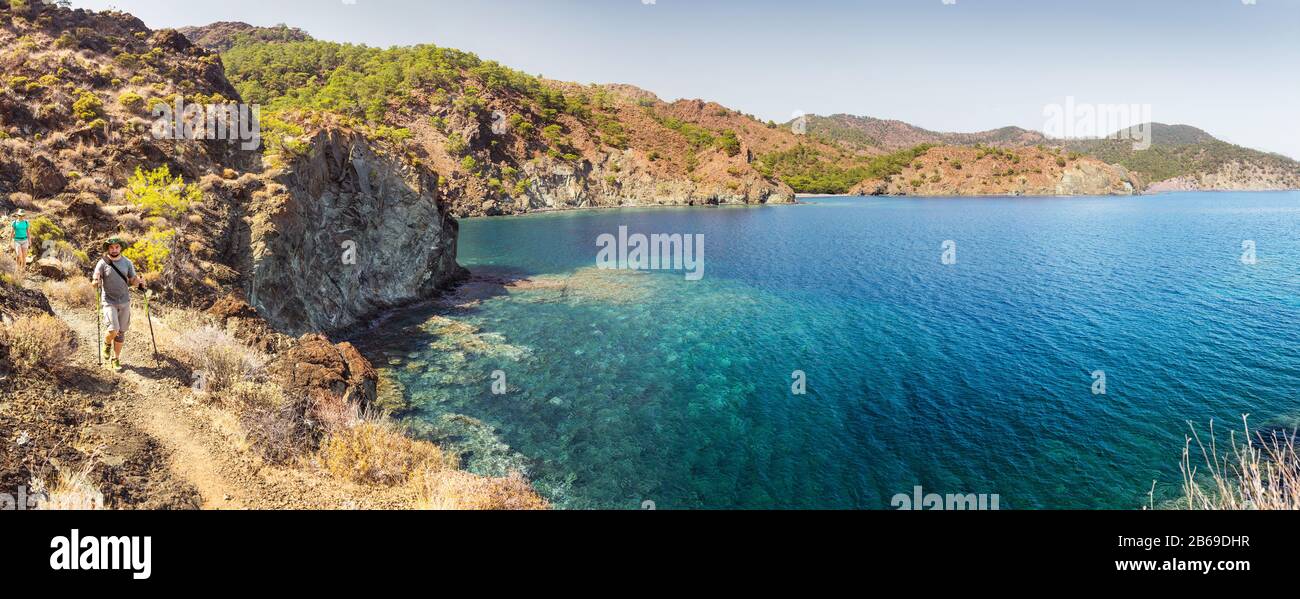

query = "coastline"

[
  {"left": 460, "top": 199, "right": 803, "bottom": 220},
  {"left": 465, "top": 188, "right": 1300, "bottom": 223}
]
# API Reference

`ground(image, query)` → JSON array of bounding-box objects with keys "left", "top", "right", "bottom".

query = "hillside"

[
  {"left": 805, "top": 116, "right": 1300, "bottom": 193},
  {"left": 193, "top": 25, "right": 800, "bottom": 217},
  {"left": 0, "top": 2, "right": 543, "bottom": 510},
  {"left": 1064, "top": 124, "right": 1300, "bottom": 191},
  {"left": 174, "top": 22, "right": 309, "bottom": 52},
  {"left": 799, "top": 113, "right": 1048, "bottom": 153},
  {"left": 849, "top": 145, "right": 1137, "bottom": 196},
  {"left": 0, "top": 3, "right": 248, "bottom": 307},
  {"left": 180, "top": 23, "right": 1300, "bottom": 198}
]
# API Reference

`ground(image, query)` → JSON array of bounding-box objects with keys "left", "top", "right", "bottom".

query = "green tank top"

[{"left": 12, "top": 220, "right": 27, "bottom": 241}]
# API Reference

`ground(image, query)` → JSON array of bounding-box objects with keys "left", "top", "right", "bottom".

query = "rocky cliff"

[
  {"left": 1144, "top": 160, "right": 1300, "bottom": 192},
  {"left": 850, "top": 145, "right": 1137, "bottom": 197},
  {"left": 246, "top": 127, "right": 465, "bottom": 336}
]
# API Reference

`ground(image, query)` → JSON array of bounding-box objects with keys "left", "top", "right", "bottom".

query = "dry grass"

[
  {"left": 225, "top": 382, "right": 312, "bottom": 464},
  {"left": 0, "top": 313, "right": 78, "bottom": 376},
  {"left": 8, "top": 192, "right": 36, "bottom": 210},
  {"left": 415, "top": 470, "right": 549, "bottom": 511},
  {"left": 42, "top": 277, "right": 96, "bottom": 308},
  {"left": 319, "top": 412, "right": 457, "bottom": 486},
  {"left": 167, "top": 322, "right": 267, "bottom": 393},
  {"left": 32, "top": 462, "right": 105, "bottom": 510},
  {"left": 115, "top": 212, "right": 144, "bottom": 232},
  {"left": 1179, "top": 416, "right": 1300, "bottom": 510},
  {"left": 0, "top": 249, "right": 14, "bottom": 276},
  {"left": 308, "top": 393, "right": 361, "bottom": 435}
]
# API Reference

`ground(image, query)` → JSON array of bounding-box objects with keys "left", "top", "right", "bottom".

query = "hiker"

[
  {"left": 92, "top": 237, "right": 145, "bottom": 371},
  {"left": 8, "top": 208, "right": 29, "bottom": 281}
]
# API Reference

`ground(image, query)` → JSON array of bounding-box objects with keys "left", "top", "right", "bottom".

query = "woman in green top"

[{"left": 10, "top": 208, "right": 29, "bottom": 280}]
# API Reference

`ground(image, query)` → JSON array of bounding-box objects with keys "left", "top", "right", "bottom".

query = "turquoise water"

[{"left": 359, "top": 193, "right": 1300, "bottom": 509}]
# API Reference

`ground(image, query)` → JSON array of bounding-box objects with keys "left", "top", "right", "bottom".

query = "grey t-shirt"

[{"left": 94, "top": 256, "right": 137, "bottom": 306}]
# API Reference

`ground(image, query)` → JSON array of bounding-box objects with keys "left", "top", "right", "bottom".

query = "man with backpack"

[{"left": 92, "top": 237, "right": 145, "bottom": 371}]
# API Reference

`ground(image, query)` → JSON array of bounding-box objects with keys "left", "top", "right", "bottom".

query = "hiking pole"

[
  {"left": 143, "top": 288, "right": 159, "bottom": 367},
  {"left": 95, "top": 280, "right": 103, "bottom": 367}
]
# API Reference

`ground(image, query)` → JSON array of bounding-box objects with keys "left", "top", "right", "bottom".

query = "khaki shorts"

[
  {"left": 103, "top": 303, "right": 131, "bottom": 342},
  {"left": 13, "top": 239, "right": 28, "bottom": 253}
]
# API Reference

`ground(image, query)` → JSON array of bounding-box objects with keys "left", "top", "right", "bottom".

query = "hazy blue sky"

[{"left": 76, "top": 0, "right": 1300, "bottom": 158}]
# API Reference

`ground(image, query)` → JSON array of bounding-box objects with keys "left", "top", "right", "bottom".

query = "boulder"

[
  {"left": 268, "top": 334, "right": 378, "bottom": 407},
  {"left": 207, "top": 294, "right": 260, "bottom": 321},
  {"left": 150, "top": 29, "right": 195, "bottom": 53},
  {"left": 0, "top": 281, "right": 55, "bottom": 322},
  {"left": 20, "top": 155, "right": 67, "bottom": 198},
  {"left": 36, "top": 258, "right": 67, "bottom": 280},
  {"left": 206, "top": 294, "right": 290, "bottom": 353}
]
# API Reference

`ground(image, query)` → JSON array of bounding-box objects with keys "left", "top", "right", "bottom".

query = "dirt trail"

[{"left": 47, "top": 295, "right": 415, "bottom": 510}]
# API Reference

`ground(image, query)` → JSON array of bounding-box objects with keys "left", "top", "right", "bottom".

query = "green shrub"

[
  {"left": 757, "top": 143, "right": 934, "bottom": 194},
  {"left": 118, "top": 92, "right": 145, "bottom": 113},
  {"left": 115, "top": 53, "right": 140, "bottom": 70},
  {"left": 598, "top": 119, "right": 629, "bottom": 149},
  {"left": 715, "top": 129, "right": 741, "bottom": 157},
  {"left": 27, "top": 216, "right": 65, "bottom": 249},
  {"left": 541, "top": 124, "right": 563, "bottom": 143},
  {"left": 373, "top": 126, "right": 412, "bottom": 145},
  {"left": 125, "top": 166, "right": 201, "bottom": 219},
  {"left": 122, "top": 228, "right": 176, "bottom": 274},
  {"left": 72, "top": 91, "right": 104, "bottom": 122},
  {"left": 445, "top": 132, "right": 468, "bottom": 156},
  {"left": 260, "top": 114, "right": 310, "bottom": 160},
  {"left": 8, "top": 76, "right": 46, "bottom": 95}
]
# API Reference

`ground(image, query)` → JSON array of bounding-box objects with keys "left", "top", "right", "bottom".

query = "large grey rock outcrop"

[
  {"left": 449, "top": 151, "right": 795, "bottom": 217},
  {"left": 248, "top": 129, "right": 466, "bottom": 335}
]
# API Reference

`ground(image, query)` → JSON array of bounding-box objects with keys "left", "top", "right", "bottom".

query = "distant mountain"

[
  {"left": 802, "top": 115, "right": 1300, "bottom": 193},
  {"left": 797, "top": 114, "right": 1048, "bottom": 153},
  {"left": 1063, "top": 124, "right": 1300, "bottom": 191},
  {"left": 175, "top": 22, "right": 309, "bottom": 52}
]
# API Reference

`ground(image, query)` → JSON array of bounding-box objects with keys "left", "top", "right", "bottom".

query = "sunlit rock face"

[{"left": 248, "top": 128, "right": 466, "bottom": 335}]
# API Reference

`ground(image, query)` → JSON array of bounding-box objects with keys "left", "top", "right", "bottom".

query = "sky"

[{"left": 74, "top": 0, "right": 1300, "bottom": 159}]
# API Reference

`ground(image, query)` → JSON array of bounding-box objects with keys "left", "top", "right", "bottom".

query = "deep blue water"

[{"left": 361, "top": 193, "right": 1300, "bottom": 509}]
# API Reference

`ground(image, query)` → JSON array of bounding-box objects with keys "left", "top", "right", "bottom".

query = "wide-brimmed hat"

[
  {"left": 103, "top": 237, "right": 126, "bottom": 249},
  {"left": 13, "top": 209, "right": 22, "bottom": 217}
]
